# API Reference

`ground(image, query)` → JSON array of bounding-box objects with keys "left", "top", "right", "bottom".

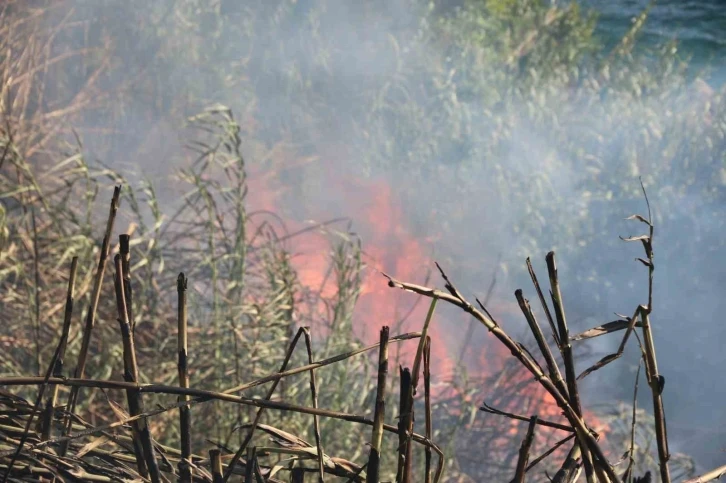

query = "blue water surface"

[{"left": 585, "top": 0, "right": 726, "bottom": 83}]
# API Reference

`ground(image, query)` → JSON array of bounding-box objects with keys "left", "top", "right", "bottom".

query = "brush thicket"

[{"left": 0, "top": 107, "right": 705, "bottom": 482}]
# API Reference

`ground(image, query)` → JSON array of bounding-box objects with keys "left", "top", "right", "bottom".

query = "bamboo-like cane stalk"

[
  {"left": 41, "top": 256, "right": 78, "bottom": 442},
  {"left": 1, "top": 258, "right": 81, "bottom": 483},
  {"left": 513, "top": 416, "right": 538, "bottom": 483},
  {"left": 112, "top": 253, "right": 160, "bottom": 483},
  {"left": 423, "top": 336, "right": 432, "bottom": 483},
  {"left": 251, "top": 448, "right": 265, "bottom": 483},
  {"left": 515, "top": 289, "right": 568, "bottom": 398},
  {"left": 385, "top": 269, "right": 620, "bottom": 483},
  {"left": 31, "top": 209, "right": 41, "bottom": 377},
  {"left": 303, "top": 328, "right": 326, "bottom": 483},
  {"left": 642, "top": 300, "right": 670, "bottom": 483},
  {"left": 403, "top": 297, "right": 438, "bottom": 482},
  {"left": 366, "top": 326, "right": 389, "bottom": 483},
  {"left": 551, "top": 442, "right": 582, "bottom": 483},
  {"left": 291, "top": 467, "right": 305, "bottom": 483},
  {"left": 526, "top": 258, "right": 560, "bottom": 347},
  {"left": 177, "top": 273, "right": 192, "bottom": 483},
  {"left": 546, "top": 252, "right": 596, "bottom": 483},
  {"left": 684, "top": 464, "right": 726, "bottom": 483},
  {"left": 209, "top": 449, "right": 223, "bottom": 483},
  {"left": 61, "top": 186, "right": 121, "bottom": 457},
  {"left": 244, "top": 447, "right": 256, "bottom": 483},
  {"left": 628, "top": 185, "right": 670, "bottom": 483},
  {"left": 396, "top": 367, "right": 413, "bottom": 483},
  {"left": 119, "top": 234, "right": 133, "bottom": 331},
  {"left": 511, "top": 433, "right": 576, "bottom": 483}
]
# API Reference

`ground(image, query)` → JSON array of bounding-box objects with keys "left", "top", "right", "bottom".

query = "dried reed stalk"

[
  {"left": 513, "top": 416, "right": 538, "bottom": 483},
  {"left": 113, "top": 253, "right": 160, "bottom": 482},
  {"left": 41, "top": 256, "right": 78, "bottom": 442},
  {"left": 384, "top": 265, "right": 621, "bottom": 483},
  {"left": 244, "top": 446, "right": 255, "bottom": 483},
  {"left": 423, "top": 336, "right": 432, "bottom": 483},
  {"left": 1, "top": 258, "right": 81, "bottom": 483},
  {"left": 177, "top": 273, "right": 192, "bottom": 482},
  {"left": 366, "top": 326, "right": 390, "bottom": 483},
  {"left": 396, "top": 366, "right": 413, "bottom": 483},
  {"left": 61, "top": 186, "right": 121, "bottom": 456},
  {"left": 684, "top": 464, "right": 726, "bottom": 483},
  {"left": 546, "top": 252, "right": 596, "bottom": 483},
  {"left": 223, "top": 328, "right": 307, "bottom": 482},
  {"left": 210, "top": 448, "right": 223, "bottom": 483},
  {"left": 303, "top": 328, "right": 326, "bottom": 483}
]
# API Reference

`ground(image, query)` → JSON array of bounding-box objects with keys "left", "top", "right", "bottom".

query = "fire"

[
  {"left": 242, "top": 153, "right": 610, "bottom": 470},
  {"left": 244, "top": 157, "right": 456, "bottom": 380}
]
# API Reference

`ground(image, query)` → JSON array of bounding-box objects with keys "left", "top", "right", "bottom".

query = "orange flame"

[{"left": 244, "top": 153, "right": 609, "bottom": 466}]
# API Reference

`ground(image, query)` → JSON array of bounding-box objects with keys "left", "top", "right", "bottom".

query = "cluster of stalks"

[
  {"left": 1, "top": 171, "right": 718, "bottom": 483},
  {"left": 0, "top": 103, "right": 711, "bottom": 481},
  {"left": 383, "top": 181, "right": 718, "bottom": 483},
  {"left": 0, "top": 185, "right": 445, "bottom": 482}
]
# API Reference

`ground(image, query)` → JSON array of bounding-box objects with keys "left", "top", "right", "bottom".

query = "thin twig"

[
  {"left": 223, "top": 328, "right": 307, "bottom": 482},
  {"left": 480, "top": 402, "right": 574, "bottom": 432},
  {"left": 303, "top": 328, "right": 325, "bottom": 483},
  {"left": 623, "top": 360, "right": 643, "bottom": 483},
  {"left": 513, "top": 416, "right": 538, "bottom": 483},
  {"left": 41, "top": 256, "right": 78, "bottom": 442},
  {"left": 423, "top": 336, "right": 432, "bottom": 483}
]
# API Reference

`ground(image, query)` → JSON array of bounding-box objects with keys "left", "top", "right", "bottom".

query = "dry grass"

[
  {"left": 0, "top": 113, "right": 707, "bottom": 480},
  {"left": 0, "top": 6, "right": 710, "bottom": 476}
]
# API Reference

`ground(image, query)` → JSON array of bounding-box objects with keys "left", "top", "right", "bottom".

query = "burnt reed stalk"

[
  {"left": 513, "top": 416, "right": 538, "bottom": 483},
  {"left": 546, "top": 252, "right": 596, "bottom": 483},
  {"left": 41, "top": 256, "right": 78, "bottom": 442},
  {"left": 223, "top": 328, "right": 307, "bottom": 482},
  {"left": 515, "top": 290, "right": 568, "bottom": 400},
  {"left": 386, "top": 266, "right": 620, "bottom": 483},
  {"left": 303, "top": 328, "right": 326, "bottom": 483},
  {"left": 244, "top": 446, "right": 256, "bottom": 483},
  {"left": 366, "top": 326, "right": 390, "bottom": 483},
  {"left": 423, "top": 337, "right": 433, "bottom": 483},
  {"left": 402, "top": 297, "right": 438, "bottom": 482},
  {"left": 114, "top": 246, "right": 148, "bottom": 478},
  {"left": 209, "top": 448, "right": 223, "bottom": 483},
  {"left": 291, "top": 467, "right": 305, "bottom": 483},
  {"left": 177, "top": 273, "right": 192, "bottom": 482},
  {"left": 396, "top": 366, "right": 413, "bottom": 483},
  {"left": 634, "top": 192, "right": 670, "bottom": 483},
  {"left": 113, "top": 252, "right": 161, "bottom": 483},
  {"left": 119, "top": 234, "right": 133, "bottom": 331},
  {"left": 60, "top": 186, "right": 121, "bottom": 457},
  {"left": 0, "top": 258, "right": 81, "bottom": 483}
]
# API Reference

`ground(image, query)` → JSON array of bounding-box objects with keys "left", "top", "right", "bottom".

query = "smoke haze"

[{"left": 13, "top": 0, "right": 726, "bottom": 476}]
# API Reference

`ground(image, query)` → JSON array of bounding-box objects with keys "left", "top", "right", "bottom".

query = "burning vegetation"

[
  {"left": 0, "top": 106, "right": 715, "bottom": 482},
  {"left": 2, "top": 0, "right": 726, "bottom": 479}
]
